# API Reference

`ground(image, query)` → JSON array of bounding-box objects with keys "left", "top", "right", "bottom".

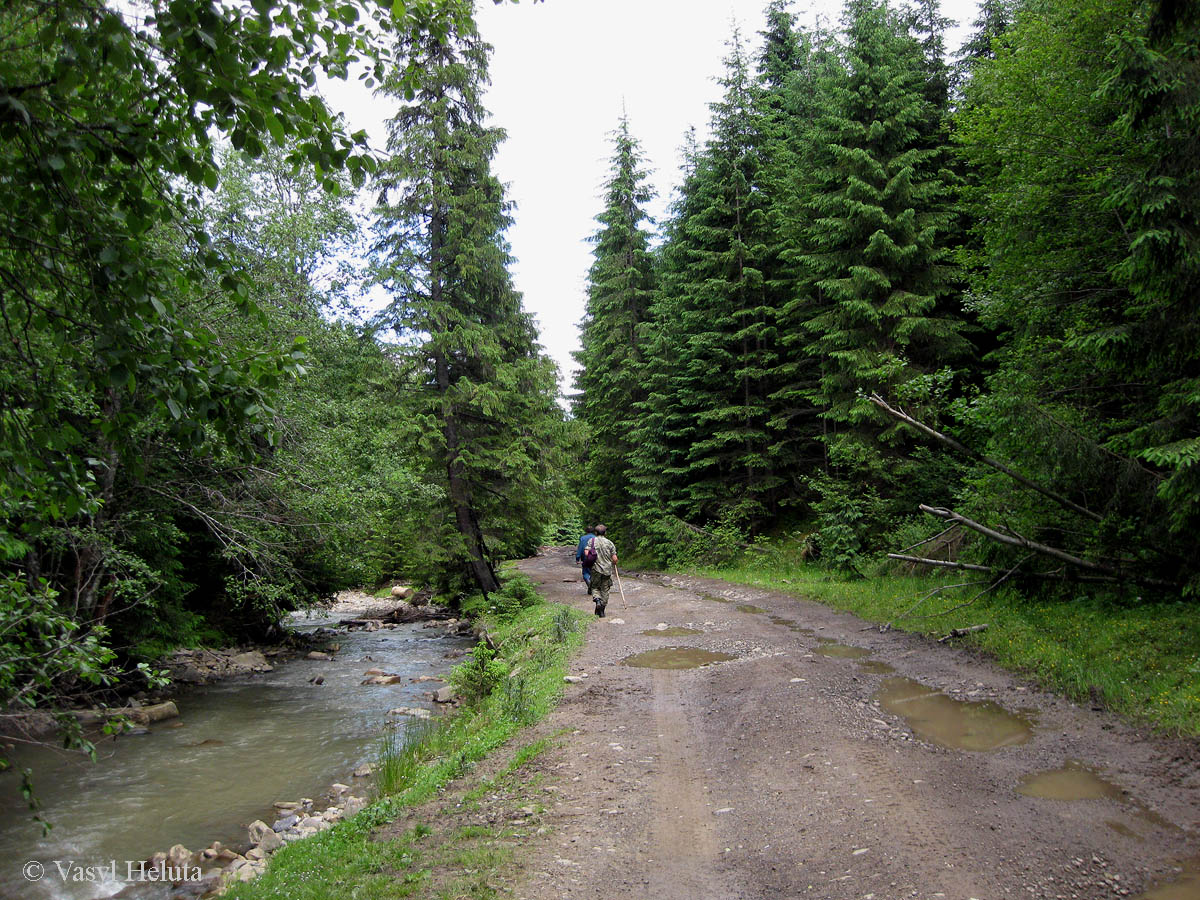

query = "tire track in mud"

[{"left": 648, "top": 669, "right": 730, "bottom": 899}]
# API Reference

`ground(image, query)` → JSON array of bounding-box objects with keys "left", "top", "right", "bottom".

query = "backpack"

[{"left": 582, "top": 537, "right": 598, "bottom": 566}]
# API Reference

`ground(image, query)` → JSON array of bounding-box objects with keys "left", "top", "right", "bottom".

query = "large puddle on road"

[
  {"left": 815, "top": 639, "right": 872, "bottom": 659},
  {"left": 640, "top": 627, "right": 703, "bottom": 637},
  {"left": 874, "top": 676, "right": 1033, "bottom": 751},
  {"left": 621, "top": 648, "right": 736, "bottom": 669},
  {"left": 1017, "top": 760, "right": 1123, "bottom": 800}
]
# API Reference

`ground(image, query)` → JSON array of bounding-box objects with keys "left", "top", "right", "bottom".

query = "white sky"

[{"left": 327, "top": 0, "right": 982, "bottom": 397}]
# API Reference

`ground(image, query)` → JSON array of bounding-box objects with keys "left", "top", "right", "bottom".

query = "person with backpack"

[
  {"left": 587, "top": 524, "right": 618, "bottom": 618},
  {"left": 575, "top": 525, "right": 595, "bottom": 595}
]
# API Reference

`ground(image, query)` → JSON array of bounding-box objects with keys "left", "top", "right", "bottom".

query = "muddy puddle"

[
  {"left": 1017, "top": 760, "right": 1181, "bottom": 845},
  {"left": 1018, "top": 760, "right": 1123, "bottom": 801},
  {"left": 641, "top": 627, "right": 703, "bottom": 637},
  {"left": 736, "top": 604, "right": 767, "bottom": 614},
  {"left": 857, "top": 660, "right": 896, "bottom": 675},
  {"left": 815, "top": 640, "right": 872, "bottom": 659},
  {"left": 875, "top": 676, "right": 1033, "bottom": 751},
  {"left": 622, "top": 647, "right": 736, "bottom": 669},
  {"left": 701, "top": 593, "right": 730, "bottom": 603}
]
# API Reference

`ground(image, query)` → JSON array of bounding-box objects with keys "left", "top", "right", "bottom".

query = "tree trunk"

[{"left": 428, "top": 202, "right": 500, "bottom": 596}]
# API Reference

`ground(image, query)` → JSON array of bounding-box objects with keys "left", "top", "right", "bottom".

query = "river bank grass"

[
  {"left": 225, "top": 572, "right": 587, "bottom": 900},
  {"left": 683, "top": 547, "right": 1200, "bottom": 737}
]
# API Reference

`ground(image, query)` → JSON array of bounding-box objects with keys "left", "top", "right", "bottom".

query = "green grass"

[
  {"left": 225, "top": 579, "right": 588, "bottom": 900},
  {"left": 689, "top": 549, "right": 1200, "bottom": 737}
]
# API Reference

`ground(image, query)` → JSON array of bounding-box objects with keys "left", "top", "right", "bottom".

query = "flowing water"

[{"left": 0, "top": 612, "right": 470, "bottom": 900}]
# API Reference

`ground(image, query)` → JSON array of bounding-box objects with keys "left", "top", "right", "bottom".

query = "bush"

[{"left": 449, "top": 644, "right": 509, "bottom": 706}]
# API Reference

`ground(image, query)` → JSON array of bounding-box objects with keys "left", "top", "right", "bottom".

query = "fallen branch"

[
  {"left": 887, "top": 554, "right": 1127, "bottom": 584},
  {"left": 938, "top": 624, "right": 988, "bottom": 643},
  {"left": 869, "top": 394, "right": 1102, "bottom": 523},
  {"left": 920, "top": 505, "right": 1113, "bottom": 575},
  {"left": 881, "top": 580, "right": 988, "bottom": 631},
  {"left": 888, "top": 554, "right": 995, "bottom": 574},
  {"left": 917, "top": 505, "right": 1178, "bottom": 590}
]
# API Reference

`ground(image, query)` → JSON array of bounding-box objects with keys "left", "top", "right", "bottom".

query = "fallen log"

[
  {"left": 938, "top": 624, "right": 988, "bottom": 643},
  {"left": 887, "top": 553, "right": 1129, "bottom": 584},
  {"left": 916, "top": 506, "right": 1178, "bottom": 590}
]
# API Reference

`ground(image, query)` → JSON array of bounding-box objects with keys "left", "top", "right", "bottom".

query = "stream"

[{"left": 0, "top": 609, "right": 471, "bottom": 900}]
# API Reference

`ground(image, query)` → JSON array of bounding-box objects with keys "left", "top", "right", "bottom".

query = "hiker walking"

[
  {"left": 588, "top": 524, "right": 618, "bottom": 618},
  {"left": 575, "top": 525, "right": 595, "bottom": 595}
]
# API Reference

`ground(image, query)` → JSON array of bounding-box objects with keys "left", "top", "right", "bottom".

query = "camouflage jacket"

[{"left": 590, "top": 536, "right": 617, "bottom": 575}]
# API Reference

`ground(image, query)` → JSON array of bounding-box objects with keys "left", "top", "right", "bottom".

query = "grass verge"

[
  {"left": 687, "top": 548, "right": 1200, "bottom": 737},
  {"left": 225, "top": 573, "right": 587, "bottom": 900}
]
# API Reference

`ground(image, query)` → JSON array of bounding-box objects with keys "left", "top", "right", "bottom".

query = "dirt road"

[{"left": 509, "top": 547, "right": 1200, "bottom": 900}]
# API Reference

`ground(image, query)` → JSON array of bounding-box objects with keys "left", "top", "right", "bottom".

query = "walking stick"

[{"left": 614, "top": 565, "right": 627, "bottom": 608}]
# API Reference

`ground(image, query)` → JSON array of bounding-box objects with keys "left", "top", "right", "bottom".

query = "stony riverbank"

[{"left": 116, "top": 778, "right": 374, "bottom": 899}]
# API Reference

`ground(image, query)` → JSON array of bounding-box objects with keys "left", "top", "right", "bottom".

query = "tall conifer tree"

[
  {"left": 371, "top": 6, "right": 562, "bottom": 595},
  {"left": 638, "top": 28, "right": 785, "bottom": 532},
  {"left": 786, "top": 0, "right": 969, "bottom": 551},
  {"left": 574, "top": 117, "right": 657, "bottom": 532}
]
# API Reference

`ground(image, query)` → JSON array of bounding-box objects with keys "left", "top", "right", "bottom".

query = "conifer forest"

[{"left": 1, "top": 0, "right": 1198, "bottom": 746}]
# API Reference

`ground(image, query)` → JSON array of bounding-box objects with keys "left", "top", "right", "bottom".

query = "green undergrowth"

[
  {"left": 688, "top": 548, "right": 1200, "bottom": 737},
  {"left": 225, "top": 572, "right": 587, "bottom": 900}
]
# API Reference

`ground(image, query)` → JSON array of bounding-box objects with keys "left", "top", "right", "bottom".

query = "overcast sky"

[{"left": 328, "top": 0, "right": 983, "bottom": 397}]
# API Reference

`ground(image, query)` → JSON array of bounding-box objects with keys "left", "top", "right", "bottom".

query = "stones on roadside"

[{"left": 564, "top": 676, "right": 585, "bottom": 684}]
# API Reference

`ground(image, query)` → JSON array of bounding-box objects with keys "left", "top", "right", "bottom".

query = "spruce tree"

[
  {"left": 638, "top": 28, "right": 786, "bottom": 534},
  {"left": 371, "top": 6, "right": 562, "bottom": 595},
  {"left": 787, "top": 0, "right": 969, "bottom": 554},
  {"left": 573, "top": 116, "right": 657, "bottom": 533},
  {"left": 757, "top": 6, "right": 831, "bottom": 493}
]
